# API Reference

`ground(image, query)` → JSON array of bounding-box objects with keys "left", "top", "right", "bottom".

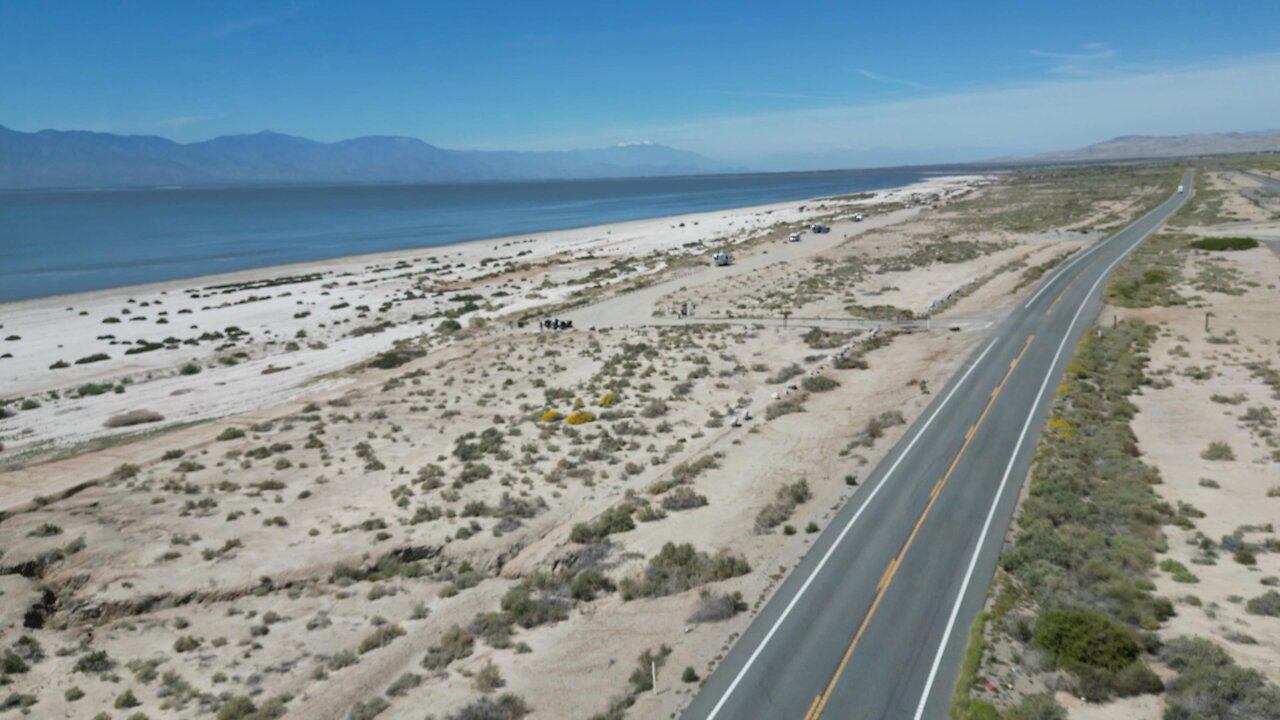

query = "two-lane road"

[{"left": 682, "top": 170, "right": 1193, "bottom": 720}]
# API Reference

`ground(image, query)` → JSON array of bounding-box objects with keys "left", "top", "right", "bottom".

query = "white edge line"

[
  {"left": 1022, "top": 183, "right": 1186, "bottom": 309},
  {"left": 911, "top": 172, "right": 1190, "bottom": 720},
  {"left": 702, "top": 336, "right": 999, "bottom": 720}
]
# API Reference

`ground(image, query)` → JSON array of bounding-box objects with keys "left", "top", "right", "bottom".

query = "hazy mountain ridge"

[
  {"left": 1012, "top": 131, "right": 1280, "bottom": 163},
  {"left": 0, "top": 125, "right": 738, "bottom": 188}
]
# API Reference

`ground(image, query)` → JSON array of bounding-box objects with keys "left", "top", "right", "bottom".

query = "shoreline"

[
  {"left": 0, "top": 173, "right": 983, "bottom": 459},
  {"left": 1, "top": 195, "right": 814, "bottom": 311},
  {"left": 2, "top": 170, "right": 959, "bottom": 308}
]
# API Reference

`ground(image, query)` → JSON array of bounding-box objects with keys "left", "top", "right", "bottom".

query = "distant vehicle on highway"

[
  {"left": 712, "top": 251, "right": 733, "bottom": 266},
  {"left": 853, "top": 213, "right": 865, "bottom": 222},
  {"left": 789, "top": 232, "right": 801, "bottom": 242},
  {"left": 1177, "top": 184, "right": 1185, "bottom": 193},
  {"left": 810, "top": 223, "right": 830, "bottom": 233}
]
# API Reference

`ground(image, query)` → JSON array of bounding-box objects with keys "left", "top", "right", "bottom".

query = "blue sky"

[{"left": 4, "top": 1, "right": 1280, "bottom": 169}]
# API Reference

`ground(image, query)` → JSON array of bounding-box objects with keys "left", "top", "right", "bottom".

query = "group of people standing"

[{"left": 541, "top": 318, "right": 574, "bottom": 331}]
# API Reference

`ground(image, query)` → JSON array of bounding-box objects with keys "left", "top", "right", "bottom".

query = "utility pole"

[{"left": 652, "top": 661, "right": 657, "bottom": 695}]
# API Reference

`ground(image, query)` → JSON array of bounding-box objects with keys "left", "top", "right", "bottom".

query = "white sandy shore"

[{"left": 0, "top": 174, "right": 983, "bottom": 460}]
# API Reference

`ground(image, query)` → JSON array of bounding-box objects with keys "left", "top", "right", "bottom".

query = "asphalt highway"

[{"left": 681, "top": 169, "right": 1194, "bottom": 720}]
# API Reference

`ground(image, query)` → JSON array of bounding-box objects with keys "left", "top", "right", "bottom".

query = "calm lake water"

[{"left": 0, "top": 169, "right": 938, "bottom": 303}]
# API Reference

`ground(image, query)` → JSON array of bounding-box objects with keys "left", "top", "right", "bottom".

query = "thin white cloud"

[
  {"left": 209, "top": 5, "right": 303, "bottom": 39},
  {"left": 712, "top": 90, "right": 834, "bottom": 100},
  {"left": 511, "top": 53, "right": 1280, "bottom": 168},
  {"left": 850, "top": 67, "right": 930, "bottom": 90},
  {"left": 152, "top": 115, "right": 206, "bottom": 129},
  {"left": 1030, "top": 42, "right": 1117, "bottom": 75}
]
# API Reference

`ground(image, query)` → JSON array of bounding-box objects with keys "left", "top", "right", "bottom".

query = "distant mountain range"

[
  {"left": 0, "top": 125, "right": 739, "bottom": 188},
  {"left": 1007, "top": 131, "right": 1280, "bottom": 163}
]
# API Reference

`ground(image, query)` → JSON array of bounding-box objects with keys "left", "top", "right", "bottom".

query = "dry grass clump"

[
  {"left": 447, "top": 693, "right": 530, "bottom": 720},
  {"left": 103, "top": 409, "right": 164, "bottom": 428},
  {"left": 570, "top": 506, "right": 635, "bottom": 543},
  {"left": 765, "top": 393, "right": 808, "bottom": 420},
  {"left": 688, "top": 590, "right": 747, "bottom": 623},
  {"left": 754, "top": 479, "right": 812, "bottom": 533},
  {"left": 766, "top": 364, "right": 804, "bottom": 385},
  {"left": 619, "top": 542, "right": 749, "bottom": 599},
  {"left": 660, "top": 486, "right": 708, "bottom": 511},
  {"left": 473, "top": 661, "right": 505, "bottom": 692},
  {"left": 802, "top": 374, "right": 840, "bottom": 393},
  {"left": 1200, "top": 441, "right": 1236, "bottom": 461},
  {"left": 422, "top": 625, "right": 474, "bottom": 670}
]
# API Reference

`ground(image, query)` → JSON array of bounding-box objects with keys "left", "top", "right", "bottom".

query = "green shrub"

[
  {"left": 358, "top": 624, "right": 405, "bottom": 654},
  {"left": 1160, "top": 636, "right": 1280, "bottom": 718},
  {"left": 1001, "top": 321, "right": 1176, "bottom": 633},
  {"left": 1002, "top": 692, "right": 1066, "bottom": 720},
  {"left": 621, "top": 542, "right": 749, "bottom": 599},
  {"left": 73, "top": 649, "right": 113, "bottom": 673},
  {"left": 569, "top": 506, "right": 635, "bottom": 543},
  {"left": 754, "top": 479, "right": 811, "bottom": 533},
  {"left": 179, "top": 362, "right": 202, "bottom": 375},
  {"left": 628, "top": 645, "right": 672, "bottom": 694},
  {"left": 501, "top": 587, "right": 568, "bottom": 629},
  {"left": 764, "top": 393, "right": 807, "bottom": 420},
  {"left": 802, "top": 375, "right": 840, "bottom": 393},
  {"left": 1245, "top": 590, "right": 1280, "bottom": 617},
  {"left": 570, "top": 570, "right": 615, "bottom": 601},
  {"left": 1, "top": 651, "right": 27, "bottom": 674},
  {"left": 385, "top": 673, "right": 422, "bottom": 697},
  {"left": 104, "top": 409, "right": 164, "bottom": 427},
  {"left": 76, "top": 382, "right": 112, "bottom": 396},
  {"left": 348, "top": 697, "right": 390, "bottom": 720},
  {"left": 217, "top": 427, "right": 246, "bottom": 441},
  {"left": 446, "top": 693, "right": 530, "bottom": 720},
  {"left": 27, "top": 522, "right": 62, "bottom": 538},
  {"left": 367, "top": 347, "right": 424, "bottom": 370},
  {"left": 173, "top": 635, "right": 201, "bottom": 653},
  {"left": 766, "top": 364, "right": 804, "bottom": 384},
  {"left": 473, "top": 661, "right": 504, "bottom": 693},
  {"left": 1035, "top": 608, "right": 1138, "bottom": 671},
  {"left": 216, "top": 696, "right": 257, "bottom": 720},
  {"left": 115, "top": 689, "right": 141, "bottom": 708},
  {"left": 422, "top": 625, "right": 473, "bottom": 670},
  {"left": 0, "top": 694, "right": 37, "bottom": 712},
  {"left": 1189, "top": 236, "right": 1258, "bottom": 251},
  {"left": 1201, "top": 441, "right": 1235, "bottom": 461},
  {"left": 660, "top": 486, "right": 708, "bottom": 511},
  {"left": 1159, "top": 558, "right": 1199, "bottom": 583}
]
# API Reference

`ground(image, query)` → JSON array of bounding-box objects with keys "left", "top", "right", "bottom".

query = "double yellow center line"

[{"left": 802, "top": 334, "right": 1035, "bottom": 720}]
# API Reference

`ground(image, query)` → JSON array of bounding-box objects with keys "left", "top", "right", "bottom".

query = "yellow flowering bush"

[
  {"left": 599, "top": 392, "right": 619, "bottom": 406},
  {"left": 541, "top": 410, "right": 565, "bottom": 423},
  {"left": 566, "top": 410, "right": 595, "bottom": 425},
  {"left": 1048, "top": 417, "right": 1073, "bottom": 439}
]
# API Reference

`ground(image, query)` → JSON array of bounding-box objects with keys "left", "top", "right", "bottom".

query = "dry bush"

[
  {"left": 688, "top": 590, "right": 746, "bottom": 623},
  {"left": 104, "top": 409, "right": 164, "bottom": 428}
]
